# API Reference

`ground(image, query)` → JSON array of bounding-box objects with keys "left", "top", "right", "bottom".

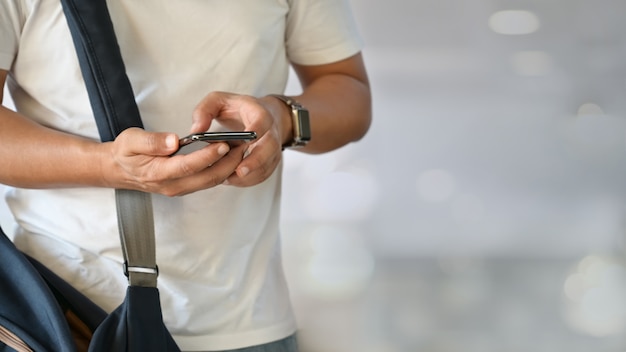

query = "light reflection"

[
  {"left": 562, "top": 255, "right": 626, "bottom": 337},
  {"left": 563, "top": 272, "right": 587, "bottom": 301},
  {"left": 577, "top": 102, "right": 605, "bottom": 117},
  {"left": 488, "top": 10, "right": 540, "bottom": 35},
  {"left": 416, "top": 169, "right": 456, "bottom": 203}
]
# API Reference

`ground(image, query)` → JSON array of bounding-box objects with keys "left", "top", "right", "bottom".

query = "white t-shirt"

[{"left": 0, "top": 0, "right": 363, "bottom": 350}]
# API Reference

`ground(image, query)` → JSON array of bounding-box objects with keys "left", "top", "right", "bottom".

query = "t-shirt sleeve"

[
  {"left": 0, "top": 0, "right": 23, "bottom": 70},
  {"left": 285, "top": 0, "right": 364, "bottom": 66}
]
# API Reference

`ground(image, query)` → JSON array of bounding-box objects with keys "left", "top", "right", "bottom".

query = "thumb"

[{"left": 117, "top": 128, "right": 179, "bottom": 156}]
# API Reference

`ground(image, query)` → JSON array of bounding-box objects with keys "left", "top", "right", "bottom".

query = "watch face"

[{"left": 296, "top": 109, "right": 312, "bottom": 142}]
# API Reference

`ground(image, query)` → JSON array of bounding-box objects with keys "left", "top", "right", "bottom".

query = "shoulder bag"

[{"left": 0, "top": 0, "right": 181, "bottom": 350}]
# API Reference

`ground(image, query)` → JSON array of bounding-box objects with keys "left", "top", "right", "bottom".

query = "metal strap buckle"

[{"left": 123, "top": 262, "right": 159, "bottom": 278}]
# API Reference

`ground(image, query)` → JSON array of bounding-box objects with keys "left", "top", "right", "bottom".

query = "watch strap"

[{"left": 269, "top": 94, "right": 311, "bottom": 148}]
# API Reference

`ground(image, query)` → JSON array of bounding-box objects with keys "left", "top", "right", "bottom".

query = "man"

[{"left": 0, "top": 0, "right": 371, "bottom": 350}]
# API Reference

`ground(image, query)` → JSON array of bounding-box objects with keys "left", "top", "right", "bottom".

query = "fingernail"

[
  {"left": 166, "top": 135, "right": 177, "bottom": 149},
  {"left": 217, "top": 143, "right": 230, "bottom": 155},
  {"left": 239, "top": 167, "right": 250, "bottom": 177}
]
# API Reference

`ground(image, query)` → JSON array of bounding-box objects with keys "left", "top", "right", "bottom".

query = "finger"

[
  {"left": 225, "top": 141, "right": 282, "bottom": 187},
  {"left": 118, "top": 128, "right": 179, "bottom": 156},
  {"left": 238, "top": 104, "right": 273, "bottom": 136},
  {"left": 164, "top": 142, "right": 230, "bottom": 179},
  {"left": 190, "top": 91, "right": 226, "bottom": 133},
  {"left": 193, "top": 93, "right": 273, "bottom": 135},
  {"left": 163, "top": 144, "right": 246, "bottom": 196}
]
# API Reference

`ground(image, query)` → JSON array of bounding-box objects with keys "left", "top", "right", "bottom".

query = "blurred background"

[
  {"left": 279, "top": 0, "right": 626, "bottom": 351},
  {"left": 2, "top": 0, "right": 626, "bottom": 351}
]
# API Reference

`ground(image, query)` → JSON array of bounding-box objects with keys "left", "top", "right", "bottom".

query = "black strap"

[
  {"left": 60, "top": 0, "right": 158, "bottom": 287},
  {"left": 60, "top": 0, "right": 143, "bottom": 142}
]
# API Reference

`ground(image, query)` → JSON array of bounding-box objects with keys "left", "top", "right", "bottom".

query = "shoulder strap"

[
  {"left": 60, "top": 0, "right": 158, "bottom": 288},
  {"left": 60, "top": 0, "right": 142, "bottom": 142}
]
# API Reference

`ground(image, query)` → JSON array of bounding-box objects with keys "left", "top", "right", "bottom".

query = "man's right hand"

[{"left": 104, "top": 127, "right": 247, "bottom": 196}]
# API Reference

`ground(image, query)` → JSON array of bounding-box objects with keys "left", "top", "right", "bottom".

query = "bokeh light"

[
  {"left": 562, "top": 255, "right": 626, "bottom": 337},
  {"left": 564, "top": 102, "right": 626, "bottom": 155},
  {"left": 488, "top": 10, "right": 540, "bottom": 35},
  {"left": 577, "top": 103, "right": 605, "bottom": 117}
]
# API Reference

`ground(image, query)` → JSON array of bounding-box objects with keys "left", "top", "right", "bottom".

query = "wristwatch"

[{"left": 270, "top": 94, "right": 311, "bottom": 148}]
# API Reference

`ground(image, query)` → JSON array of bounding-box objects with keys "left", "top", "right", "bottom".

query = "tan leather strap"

[{"left": 0, "top": 325, "right": 33, "bottom": 352}]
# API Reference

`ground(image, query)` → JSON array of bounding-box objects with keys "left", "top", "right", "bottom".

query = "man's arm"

[
  {"left": 266, "top": 53, "right": 372, "bottom": 154},
  {"left": 0, "top": 69, "right": 240, "bottom": 196},
  {"left": 0, "top": 69, "right": 108, "bottom": 188},
  {"left": 191, "top": 53, "right": 372, "bottom": 187}
]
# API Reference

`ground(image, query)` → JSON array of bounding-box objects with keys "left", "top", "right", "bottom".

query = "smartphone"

[
  {"left": 175, "top": 131, "right": 257, "bottom": 155},
  {"left": 179, "top": 131, "right": 257, "bottom": 147}
]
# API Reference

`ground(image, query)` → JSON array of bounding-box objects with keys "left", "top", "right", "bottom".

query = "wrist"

[
  {"left": 94, "top": 139, "right": 136, "bottom": 190},
  {"left": 267, "top": 94, "right": 311, "bottom": 149},
  {"left": 94, "top": 140, "right": 118, "bottom": 189},
  {"left": 263, "top": 94, "right": 295, "bottom": 147}
]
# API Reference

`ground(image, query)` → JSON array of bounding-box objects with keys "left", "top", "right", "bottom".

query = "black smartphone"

[
  {"left": 175, "top": 131, "right": 257, "bottom": 155},
  {"left": 179, "top": 131, "right": 257, "bottom": 147}
]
